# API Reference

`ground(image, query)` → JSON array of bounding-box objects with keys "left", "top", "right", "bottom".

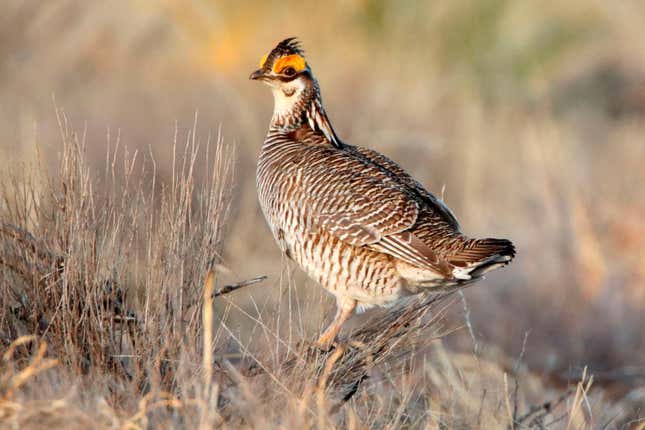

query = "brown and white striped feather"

[{"left": 258, "top": 127, "right": 461, "bottom": 280}]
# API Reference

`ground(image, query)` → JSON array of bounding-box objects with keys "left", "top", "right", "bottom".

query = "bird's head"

[
  {"left": 249, "top": 37, "right": 311, "bottom": 88},
  {"left": 250, "top": 38, "right": 317, "bottom": 121},
  {"left": 250, "top": 37, "right": 341, "bottom": 145}
]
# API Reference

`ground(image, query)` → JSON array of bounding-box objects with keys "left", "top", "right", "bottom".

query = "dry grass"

[
  {"left": 0, "top": 111, "right": 235, "bottom": 428},
  {"left": 1, "top": 1, "right": 644, "bottom": 428},
  {"left": 0, "top": 118, "right": 641, "bottom": 429}
]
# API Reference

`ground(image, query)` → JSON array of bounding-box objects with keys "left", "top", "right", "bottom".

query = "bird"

[{"left": 250, "top": 37, "right": 515, "bottom": 349}]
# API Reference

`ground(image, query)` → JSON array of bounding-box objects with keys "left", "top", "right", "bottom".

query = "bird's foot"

[
  {"left": 296, "top": 337, "right": 337, "bottom": 355},
  {"left": 315, "top": 339, "right": 340, "bottom": 354}
]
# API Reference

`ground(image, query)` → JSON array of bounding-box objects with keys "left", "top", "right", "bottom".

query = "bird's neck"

[
  {"left": 270, "top": 81, "right": 342, "bottom": 148},
  {"left": 270, "top": 84, "right": 313, "bottom": 131}
]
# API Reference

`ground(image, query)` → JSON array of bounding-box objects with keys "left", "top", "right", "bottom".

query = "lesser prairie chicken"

[{"left": 251, "top": 38, "right": 515, "bottom": 348}]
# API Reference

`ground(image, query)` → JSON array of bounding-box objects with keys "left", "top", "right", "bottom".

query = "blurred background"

[{"left": 1, "top": 0, "right": 643, "bottom": 389}]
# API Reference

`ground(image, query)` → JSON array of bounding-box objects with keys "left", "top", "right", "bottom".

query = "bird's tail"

[
  {"left": 448, "top": 238, "right": 516, "bottom": 280},
  {"left": 398, "top": 237, "right": 515, "bottom": 292}
]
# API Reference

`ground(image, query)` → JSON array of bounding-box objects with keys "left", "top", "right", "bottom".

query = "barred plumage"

[{"left": 251, "top": 38, "right": 516, "bottom": 348}]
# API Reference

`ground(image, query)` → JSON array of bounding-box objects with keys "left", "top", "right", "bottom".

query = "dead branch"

[
  {"left": 0, "top": 222, "right": 64, "bottom": 270},
  {"left": 275, "top": 292, "right": 455, "bottom": 406},
  {"left": 212, "top": 276, "right": 267, "bottom": 298},
  {"left": 515, "top": 388, "right": 574, "bottom": 427}
]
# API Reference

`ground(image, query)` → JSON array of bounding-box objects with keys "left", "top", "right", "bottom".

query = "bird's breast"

[{"left": 257, "top": 143, "right": 310, "bottom": 238}]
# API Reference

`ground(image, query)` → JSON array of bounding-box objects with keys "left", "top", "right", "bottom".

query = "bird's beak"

[{"left": 249, "top": 69, "right": 266, "bottom": 80}]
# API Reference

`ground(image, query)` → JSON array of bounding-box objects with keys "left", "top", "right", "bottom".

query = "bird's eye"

[{"left": 283, "top": 67, "right": 296, "bottom": 76}]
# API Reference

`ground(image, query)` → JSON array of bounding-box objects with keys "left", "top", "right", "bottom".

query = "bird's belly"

[{"left": 280, "top": 224, "right": 405, "bottom": 307}]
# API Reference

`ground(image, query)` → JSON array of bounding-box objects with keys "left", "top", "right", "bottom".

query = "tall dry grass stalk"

[{"left": 199, "top": 269, "right": 220, "bottom": 428}]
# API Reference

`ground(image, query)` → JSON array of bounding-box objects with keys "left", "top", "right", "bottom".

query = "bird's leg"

[{"left": 315, "top": 297, "right": 357, "bottom": 350}]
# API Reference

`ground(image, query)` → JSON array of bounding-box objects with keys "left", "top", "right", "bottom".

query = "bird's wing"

[
  {"left": 298, "top": 146, "right": 452, "bottom": 276},
  {"left": 347, "top": 145, "right": 460, "bottom": 230}
]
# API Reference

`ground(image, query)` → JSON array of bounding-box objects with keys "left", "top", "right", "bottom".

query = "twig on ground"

[
  {"left": 515, "top": 388, "right": 574, "bottom": 427},
  {"left": 212, "top": 276, "right": 268, "bottom": 298}
]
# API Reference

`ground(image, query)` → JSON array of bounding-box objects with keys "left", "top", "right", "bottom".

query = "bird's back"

[{"left": 258, "top": 127, "right": 462, "bottom": 249}]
